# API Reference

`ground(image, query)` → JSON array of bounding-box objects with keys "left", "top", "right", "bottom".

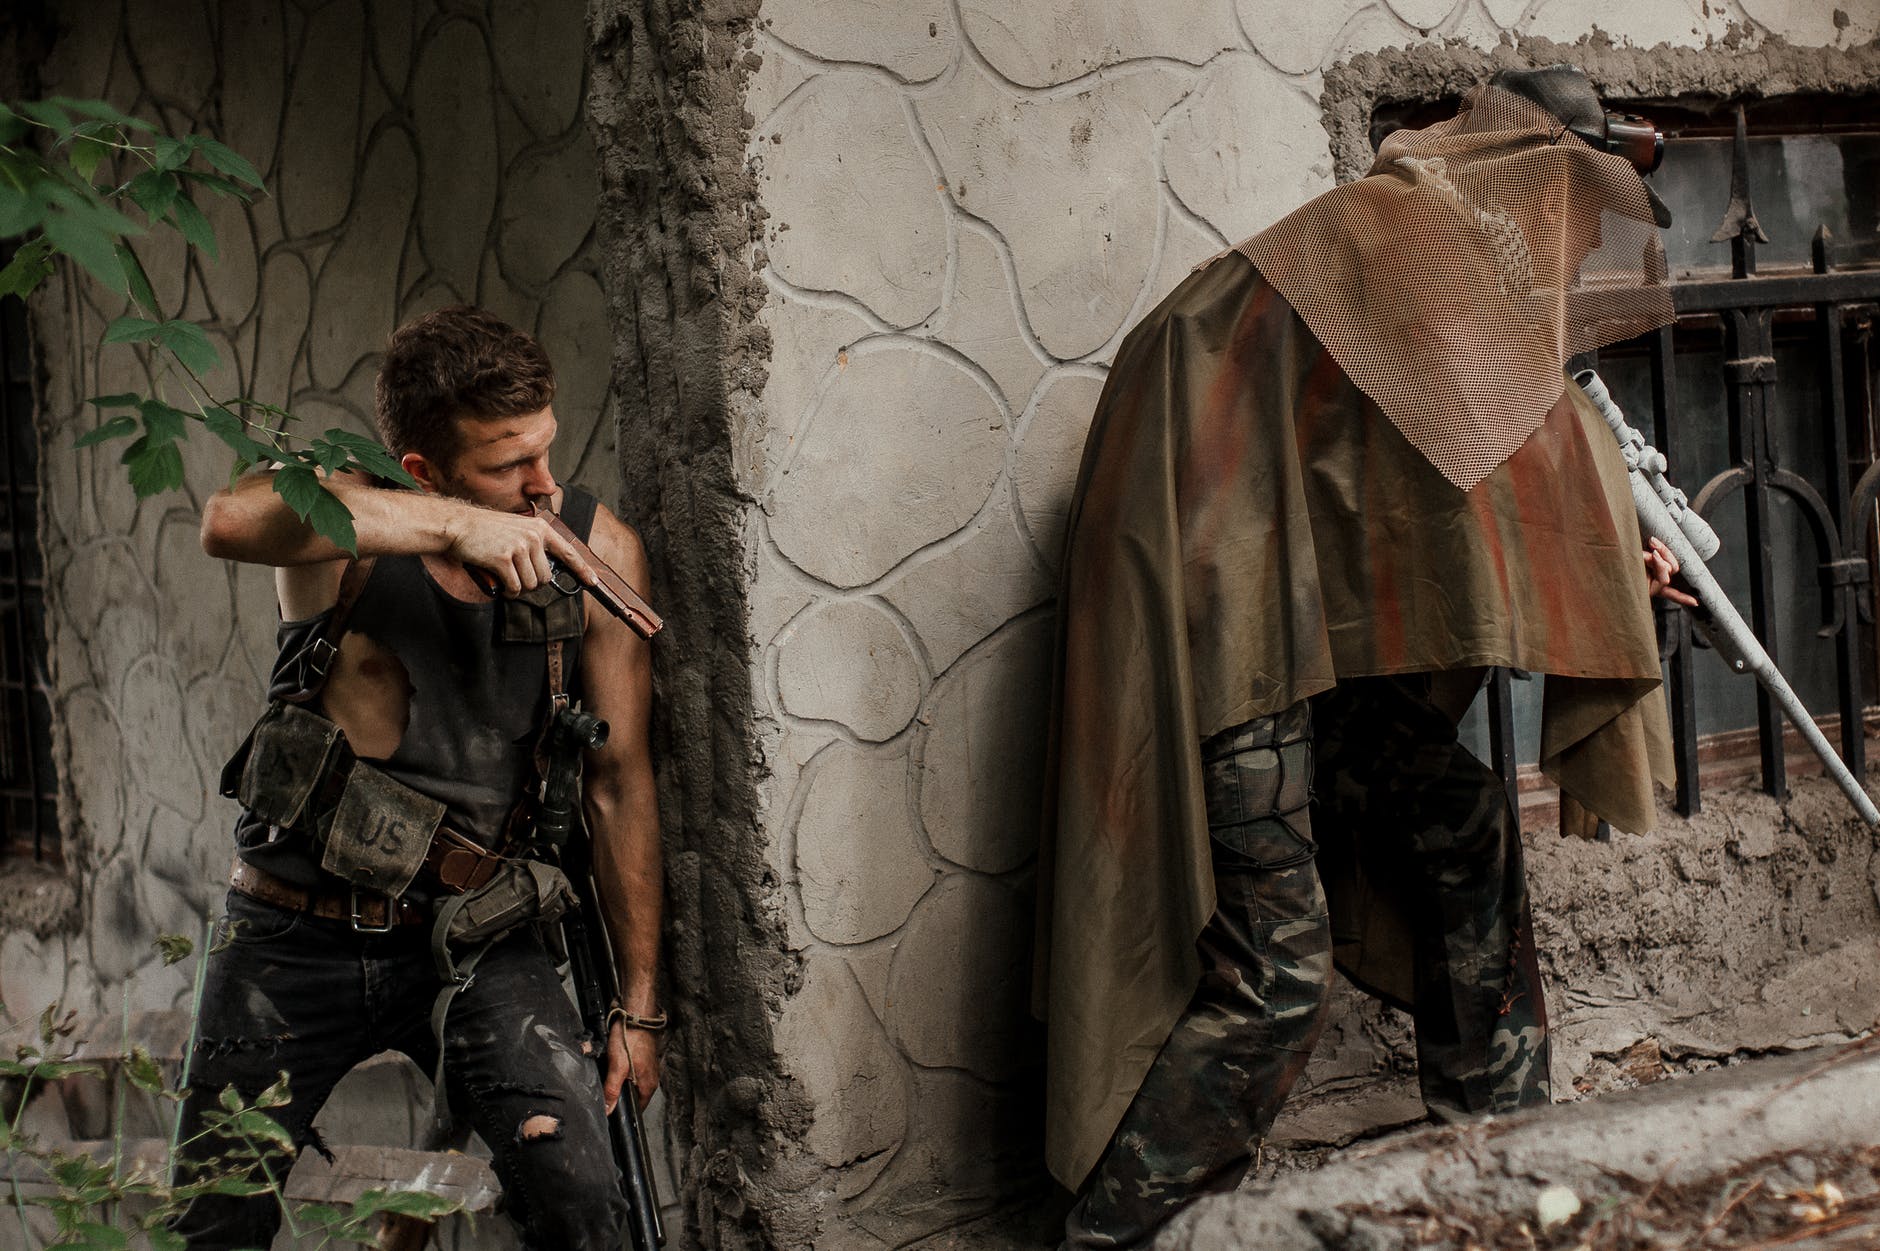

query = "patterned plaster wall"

[
  {"left": 741, "top": 0, "right": 1879, "bottom": 1236},
  {"left": 5, "top": 0, "right": 613, "bottom": 1169}
]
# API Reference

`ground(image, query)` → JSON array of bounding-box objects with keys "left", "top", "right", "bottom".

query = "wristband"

[{"left": 606, "top": 1003, "right": 668, "bottom": 1033}]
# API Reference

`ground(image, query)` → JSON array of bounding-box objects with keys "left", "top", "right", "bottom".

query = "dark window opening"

[{"left": 0, "top": 248, "right": 58, "bottom": 862}]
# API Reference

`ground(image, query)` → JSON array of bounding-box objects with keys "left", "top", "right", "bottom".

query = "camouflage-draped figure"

[{"left": 1038, "top": 67, "right": 1684, "bottom": 1248}]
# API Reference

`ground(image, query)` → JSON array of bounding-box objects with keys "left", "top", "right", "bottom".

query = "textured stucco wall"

[
  {"left": 2, "top": 1, "right": 631, "bottom": 1242},
  {"left": 741, "top": 0, "right": 1880, "bottom": 1243}
]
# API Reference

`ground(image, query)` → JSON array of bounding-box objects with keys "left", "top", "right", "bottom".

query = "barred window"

[
  {"left": 0, "top": 255, "right": 57, "bottom": 861},
  {"left": 1371, "top": 94, "right": 1880, "bottom": 826}
]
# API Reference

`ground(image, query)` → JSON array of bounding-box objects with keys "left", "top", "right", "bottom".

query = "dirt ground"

[{"left": 1159, "top": 1036, "right": 1880, "bottom": 1251}]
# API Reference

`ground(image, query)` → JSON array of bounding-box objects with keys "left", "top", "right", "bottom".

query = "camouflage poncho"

[{"left": 1034, "top": 253, "right": 1673, "bottom": 1189}]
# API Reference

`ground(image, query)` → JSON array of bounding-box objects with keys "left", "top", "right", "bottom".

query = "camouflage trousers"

[{"left": 1063, "top": 675, "right": 1550, "bottom": 1249}]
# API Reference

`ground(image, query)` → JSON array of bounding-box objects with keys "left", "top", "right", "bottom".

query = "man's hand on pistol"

[
  {"left": 448, "top": 506, "right": 598, "bottom": 597},
  {"left": 1643, "top": 536, "right": 1699, "bottom": 608}
]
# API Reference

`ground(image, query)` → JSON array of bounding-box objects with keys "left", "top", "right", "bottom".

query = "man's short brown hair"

[{"left": 375, "top": 306, "right": 556, "bottom": 464}]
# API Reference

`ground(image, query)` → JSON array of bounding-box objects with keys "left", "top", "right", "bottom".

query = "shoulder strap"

[{"left": 282, "top": 556, "right": 377, "bottom": 705}]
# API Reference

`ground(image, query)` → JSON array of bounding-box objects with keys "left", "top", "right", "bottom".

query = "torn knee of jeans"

[
  {"left": 298, "top": 1123, "right": 335, "bottom": 1165},
  {"left": 467, "top": 1078, "right": 556, "bottom": 1100},
  {"left": 194, "top": 1032, "right": 292, "bottom": 1059},
  {"left": 517, "top": 1113, "right": 562, "bottom": 1143}
]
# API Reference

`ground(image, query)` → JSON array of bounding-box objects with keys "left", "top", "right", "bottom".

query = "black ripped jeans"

[{"left": 172, "top": 890, "right": 626, "bottom": 1250}]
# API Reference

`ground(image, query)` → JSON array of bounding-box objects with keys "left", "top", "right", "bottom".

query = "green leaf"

[
  {"left": 127, "top": 170, "right": 179, "bottom": 221},
  {"left": 138, "top": 398, "right": 189, "bottom": 446},
  {"left": 42, "top": 184, "right": 142, "bottom": 237},
  {"left": 348, "top": 1188, "right": 463, "bottom": 1222},
  {"left": 87, "top": 392, "right": 141, "bottom": 409},
  {"left": 77, "top": 1221, "right": 128, "bottom": 1249},
  {"left": 0, "top": 181, "right": 40, "bottom": 237},
  {"left": 177, "top": 169, "right": 253, "bottom": 202},
  {"left": 0, "top": 237, "right": 55, "bottom": 301},
  {"left": 203, "top": 406, "right": 275, "bottom": 465},
  {"left": 22, "top": 1060, "right": 102, "bottom": 1081},
  {"left": 200, "top": 1175, "right": 274, "bottom": 1197},
  {"left": 193, "top": 137, "right": 263, "bottom": 189},
  {"left": 115, "top": 242, "right": 159, "bottom": 317},
  {"left": 274, "top": 464, "right": 358, "bottom": 554},
  {"left": 73, "top": 414, "right": 137, "bottom": 449},
  {"left": 48, "top": 1155, "right": 110, "bottom": 1189},
  {"left": 42, "top": 210, "right": 128, "bottom": 293},
  {"left": 292, "top": 1202, "right": 347, "bottom": 1229},
  {"left": 231, "top": 1108, "right": 295, "bottom": 1153},
  {"left": 254, "top": 1070, "right": 292, "bottom": 1109},
  {"left": 0, "top": 105, "right": 25, "bottom": 146},
  {"left": 165, "top": 194, "right": 215, "bottom": 260},
  {"left": 68, "top": 135, "right": 109, "bottom": 182},
  {"left": 142, "top": 1225, "right": 187, "bottom": 1251},
  {"left": 38, "top": 1002, "right": 65, "bottom": 1045},
  {"left": 217, "top": 1084, "right": 245, "bottom": 1114},
  {"left": 44, "top": 97, "right": 152, "bottom": 132},
  {"left": 141, "top": 1219, "right": 186, "bottom": 1249},
  {"left": 17, "top": 99, "right": 73, "bottom": 135},
  {"left": 321, "top": 428, "right": 418, "bottom": 489},
  {"left": 152, "top": 135, "right": 197, "bottom": 173},
  {"left": 308, "top": 437, "right": 350, "bottom": 473},
  {"left": 125, "top": 1043, "right": 164, "bottom": 1092},
  {"left": 123, "top": 437, "right": 184, "bottom": 497},
  {"left": 155, "top": 319, "right": 219, "bottom": 375},
  {"left": 103, "top": 316, "right": 162, "bottom": 344},
  {"left": 152, "top": 929, "right": 194, "bottom": 965}
]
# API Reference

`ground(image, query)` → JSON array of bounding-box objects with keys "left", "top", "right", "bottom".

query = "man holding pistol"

[
  {"left": 177, "top": 306, "right": 660, "bottom": 1250},
  {"left": 1038, "top": 66, "right": 1691, "bottom": 1246}
]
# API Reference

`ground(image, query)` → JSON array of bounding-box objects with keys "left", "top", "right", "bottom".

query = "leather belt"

[
  {"left": 422, "top": 824, "right": 507, "bottom": 894},
  {"left": 229, "top": 859, "right": 429, "bottom": 930}
]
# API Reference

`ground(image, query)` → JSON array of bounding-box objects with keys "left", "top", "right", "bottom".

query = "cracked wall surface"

[{"left": 740, "top": 0, "right": 1880, "bottom": 1243}]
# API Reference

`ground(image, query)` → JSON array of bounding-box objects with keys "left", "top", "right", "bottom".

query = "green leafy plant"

[
  {"left": 1, "top": 931, "right": 465, "bottom": 1249},
  {"left": 0, "top": 97, "right": 414, "bottom": 553}
]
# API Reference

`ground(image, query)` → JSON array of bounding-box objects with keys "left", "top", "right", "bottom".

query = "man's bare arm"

[
  {"left": 578, "top": 506, "right": 662, "bottom": 1111},
  {"left": 200, "top": 471, "right": 600, "bottom": 616}
]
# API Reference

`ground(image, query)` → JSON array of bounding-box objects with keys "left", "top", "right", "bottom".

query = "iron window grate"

[{"left": 0, "top": 247, "right": 58, "bottom": 861}]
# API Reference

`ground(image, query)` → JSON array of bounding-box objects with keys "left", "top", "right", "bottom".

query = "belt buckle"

[{"left": 349, "top": 885, "right": 396, "bottom": 934}]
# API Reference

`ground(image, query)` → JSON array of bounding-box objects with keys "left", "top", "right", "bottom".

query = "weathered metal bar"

[
  {"left": 1671, "top": 271, "right": 1880, "bottom": 313},
  {"left": 1651, "top": 324, "right": 1703, "bottom": 815},
  {"left": 1815, "top": 229, "right": 1866, "bottom": 779},
  {"left": 1726, "top": 308, "right": 1788, "bottom": 797}
]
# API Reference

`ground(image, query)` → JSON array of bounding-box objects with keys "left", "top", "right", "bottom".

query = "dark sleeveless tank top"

[{"left": 234, "top": 487, "right": 600, "bottom": 891}]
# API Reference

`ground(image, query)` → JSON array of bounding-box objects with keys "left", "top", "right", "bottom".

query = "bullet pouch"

[
  {"left": 227, "top": 701, "right": 347, "bottom": 829},
  {"left": 320, "top": 763, "right": 445, "bottom": 898}
]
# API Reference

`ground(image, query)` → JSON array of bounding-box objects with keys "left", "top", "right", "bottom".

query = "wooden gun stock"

[{"left": 535, "top": 503, "right": 664, "bottom": 640}]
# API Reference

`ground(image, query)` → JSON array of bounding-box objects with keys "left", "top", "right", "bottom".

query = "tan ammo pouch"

[
  {"left": 320, "top": 765, "right": 446, "bottom": 898},
  {"left": 432, "top": 858, "right": 577, "bottom": 961},
  {"left": 425, "top": 857, "right": 578, "bottom": 1132},
  {"left": 225, "top": 700, "right": 444, "bottom": 899},
  {"left": 225, "top": 701, "right": 345, "bottom": 830}
]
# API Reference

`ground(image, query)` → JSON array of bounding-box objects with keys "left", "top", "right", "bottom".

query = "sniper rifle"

[{"left": 1577, "top": 368, "right": 1879, "bottom": 827}]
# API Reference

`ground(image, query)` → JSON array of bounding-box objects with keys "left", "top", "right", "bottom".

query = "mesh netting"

[{"left": 1239, "top": 84, "right": 1674, "bottom": 491}]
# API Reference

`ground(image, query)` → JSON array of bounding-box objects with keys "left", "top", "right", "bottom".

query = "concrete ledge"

[{"left": 1158, "top": 1040, "right": 1880, "bottom": 1249}]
